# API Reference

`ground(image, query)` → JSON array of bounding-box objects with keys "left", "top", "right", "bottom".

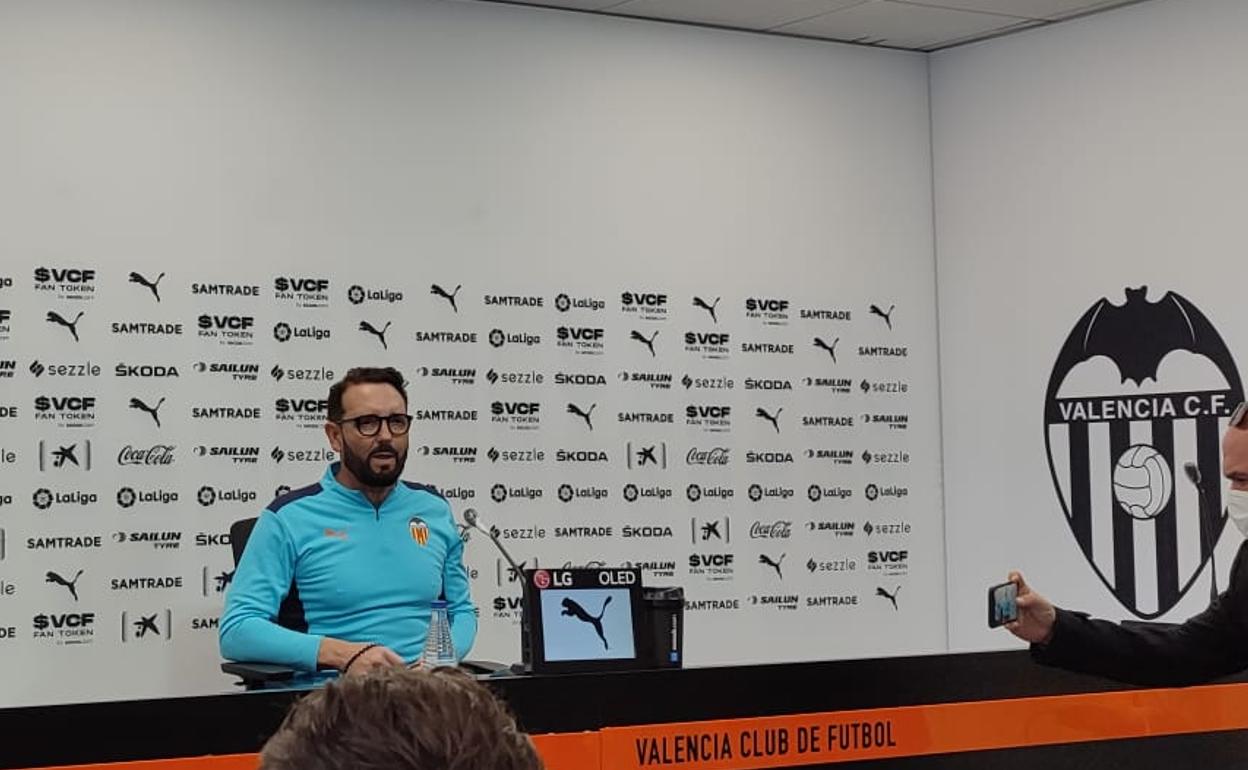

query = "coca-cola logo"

[
  {"left": 749, "top": 520, "right": 793, "bottom": 539},
  {"left": 117, "top": 444, "right": 175, "bottom": 466},
  {"left": 686, "top": 447, "right": 730, "bottom": 465}
]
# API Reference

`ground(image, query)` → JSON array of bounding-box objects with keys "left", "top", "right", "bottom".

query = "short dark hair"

[
  {"left": 260, "top": 668, "right": 543, "bottom": 770},
  {"left": 327, "top": 367, "right": 408, "bottom": 422}
]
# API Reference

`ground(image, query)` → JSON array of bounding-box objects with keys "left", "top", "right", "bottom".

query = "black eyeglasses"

[
  {"left": 337, "top": 414, "right": 412, "bottom": 437},
  {"left": 1233, "top": 402, "right": 1248, "bottom": 429}
]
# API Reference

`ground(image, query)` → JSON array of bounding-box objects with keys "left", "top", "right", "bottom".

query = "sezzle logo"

[
  {"left": 114, "top": 531, "right": 183, "bottom": 550},
  {"left": 28, "top": 360, "right": 101, "bottom": 378},
  {"left": 192, "top": 405, "right": 261, "bottom": 421},
  {"left": 687, "top": 553, "right": 734, "bottom": 582},
  {"left": 554, "top": 293, "right": 605, "bottom": 313},
  {"left": 622, "top": 484, "right": 672, "bottom": 503},
  {"left": 194, "top": 362, "right": 261, "bottom": 382},
  {"left": 484, "top": 294, "right": 544, "bottom": 309},
  {"left": 417, "top": 445, "right": 478, "bottom": 465},
  {"left": 271, "top": 446, "right": 336, "bottom": 464},
  {"left": 556, "top": 484, "right": 608, "bottom": 503},
  {"left": 413, "top": 408, "right": 478, "bottom": 424},
  {"left": 628, "top": 442, "right": 668, "bottom": 470},
  {"left": 620, "top": 291, "right": 668, "bottom": 320},
  {"left": 556, "top": 326, "right": 605, "bottom": 355},
  {"left": 685, "top": 446, "right": 729, "bottom": 467},
  {"left": 491, "top": 401, "right": 541, "bottom": 430},
  {"left": 117, "top": 444, "right": 175, "bottom": 467},
  {"left": 116, "top": 487, "right": 178, "bottom": 508},
  {"left": 195, "top": 445, "right": 261, "bottom": 464},
  {"left": 867, "top": 549, "right": 910, "bottom": 577},
  {"left": 114, "top": 363, "right": 179, "bottom": 378},
  {"left": 38, "top": 440, "right": 92, "bottom": 471},
  {"left": 684, "top": 331, "right": 730, "bottom": 360},
  {"left": 863, "top": 413, "right": 910, "bottom": 431},
  {"left": 34, "top": 267, "right": 96, "bottom": 300},
  {"left": 274, "top": 277, "right": 331, "bottom": 308},
  {"left": 807, "top": 448, "right": 854, "bottom": 465},
  {"left": 862, "top": 450, "right": 911, "bottom": 466},
  {"left": 686, "top": 484, "right": 733, "bottom": 503},
  {"left": 32, "top": 488, "right": 97, "bottom": 510},
  {"left": 682, "top": 374, "right": 733, "bottom": 391},
  {"left": 745, "top": 298, "right": 790, "bottom": 325},
  {"left": 486, "top": 447, "right": 545, "bottom": 464},
  {"left": 270, "top": 365, "right": 334, "bottom": 382},
  {"left": 196, "top": 486, "right": 258, "bottom": 507},
  {"left": 861, "top": 379, "right": 910, "bottom": 395},
  {"left": 864, "top": 484, "right": 908, "bottom": 502},
  {"left": 486, "top": 369, "right": 543, "bottom": 386},
  {"left": 805, "top": 376, "right": 852, "bottom": 394},
  {"left": 808, "top": 521, "right": 856, "bottom": 537},
  {"left": 748, "top": 484, "right": 794, "bottom": 503},
  {"left": 348, "top": 284, "right": 403, "bottom": 305},
  {"left": 275, "top": 398, "right": 329, "bottom": 429},
  {"left": 685, "top": 405, "right": 731, "bottom": 433},
  {"left": 488, "top": 329, "right": 541, "bottom": 349},
  {"left": 806, "top": 556, "right": 858, "bottom": 574},
  {"left": 489, "top": 484, "right": 543, "bottom": 503},
  {"left": 618, "top": 370, "right": 673, "bottom": 391},
  {"left": 740, "top": 342, "right": 794, "bottom": 355},
  {"left": 750, "top": 521, "right": 793, "bottom": 539},
  {"left": 862, "top": 521, "right": 912, "bottom": 537},
  {"left": 34, "top": 395, "right": 96, "bottom": 429},
  {"left": 809, "top": 484, "right": 854, "bottom": 503},
  {"left": 197, "top": 314, "right": 255, "bottom": 346}
]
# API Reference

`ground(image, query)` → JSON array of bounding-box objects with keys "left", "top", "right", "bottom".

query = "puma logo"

[
  {"left": 755, "top": 407, "right": 782, "bottom": 434},
  {"left": 561, "top": 596, "right": 612, "bottom": 649},
  {"left": 46, "top": 310, "right": 85, "bottom": 342},
  {"left": 813, "top": 336, "right": 839, "bottom": 363},
  {"left": 52, "top": 444, "right": 80, "bottom": 468},
  {"left": 46, "top": 569, "right": 84, "bottom": 601},
  {"left": 876, "top": 585, "right": 900, "bottom": 611},
  {"left": 128, "top": 271, "right": 165, "bottom": 302},
  {"left": 567, "top": 402, "right": 596, "bottom": 431},
  {"left": 759, "top": 554, "right": 785, "bottom": 579},
  {"left": 129, "top": 397, "right": 166, "bottom": 428},
  {"left": 630, "top": 330, "right": 658, "bottom": 357},
  {"left": 430, "top": 283, "right": 461, "bottom": 313},
  {"left": 134, "top": 614, "right": 160, "bottom": 638},
  {"left": 358, "top": 320, "right": 392, "bottom": 350},
  {"left": 869, "top": 304, "right": 895, "bottom": 330},
  {"left": 692, "top": 296, "right": 720, "bottom": 324},
  {"left": 214, "top": 570, "right": 235, "bottom": 594}
]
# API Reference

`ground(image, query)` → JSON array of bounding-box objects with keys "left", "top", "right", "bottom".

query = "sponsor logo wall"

[{"left": 0, "top": 266, "right": 938, "bottom": 704}]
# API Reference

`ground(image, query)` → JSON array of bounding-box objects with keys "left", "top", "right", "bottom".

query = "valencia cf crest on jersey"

[
  {"left": 1044, "top": 287, "right": 1243, "bottom": 618},
  {"left": 409, "top": 516, "right": 430, "bottom": 547}
]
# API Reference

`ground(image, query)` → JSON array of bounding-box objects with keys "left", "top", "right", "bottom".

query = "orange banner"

[{"left": 24, "top": 682, "right": 1248, "bottom": 770}]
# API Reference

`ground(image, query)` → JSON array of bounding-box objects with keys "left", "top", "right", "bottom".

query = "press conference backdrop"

[{"left": 0, "top": 0, "right": 942, "bottom": 705}]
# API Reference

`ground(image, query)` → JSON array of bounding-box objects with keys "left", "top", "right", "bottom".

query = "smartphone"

[{"left": 987, "top": 580, "right": 1019, "bottom": 628}]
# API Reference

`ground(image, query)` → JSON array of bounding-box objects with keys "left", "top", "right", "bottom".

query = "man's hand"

[
  {"left": 1004, "top": 571, "right": 1057, "bottom": 645},
  {"left": 318, "top": 638, "right": 404, "bottom": 674}
]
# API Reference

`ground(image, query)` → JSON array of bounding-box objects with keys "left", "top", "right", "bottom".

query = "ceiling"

[{"left": 469, "top": 0, "right": 1149, "bottom": 51}]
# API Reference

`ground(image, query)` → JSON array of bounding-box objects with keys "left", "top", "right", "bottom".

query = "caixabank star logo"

[{"left": 1044, "top": 287, "right": 1243, "bottom": 618}]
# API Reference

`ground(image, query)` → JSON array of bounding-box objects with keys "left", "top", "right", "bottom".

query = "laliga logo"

[{"left": 1044, "top": 287, "right": 1244, "bottom": 619}]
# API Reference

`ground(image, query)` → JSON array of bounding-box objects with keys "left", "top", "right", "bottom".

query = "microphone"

[
  {"left": 462, "top": 508, "right": 526, "bottom": 585},
  {"left": 1183, "top": 462, "right": 1220, "bottom": 600}
]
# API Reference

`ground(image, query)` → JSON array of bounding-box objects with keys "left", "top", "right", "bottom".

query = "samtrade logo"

[
  {"left": 484, "top": 294, "right": 544, "bottom": 309},
  {"left": 197, "top": 315, "right": 255, "bottom": 346},
  {"left": 802, "top": 414, "right": 854, "bottom": 429},
  {"left": 554, "top": 293, "right": 604, "bottom": 313},
  {"left": 745, "top": 297, "right": 790, "bottom": 325},
  {"left": 413, "top": 408, "right": 478, "bottom": 423},
  {"left": 348, "top": 284, "right": 403, "bottom": 305},
  {"left": 740, "top": 342, "right": 794, "bottom": 355},
  {"left": 110, "top": 321, "right": 183, "bottom": 337},
  {"left": 273, "top": 276, "right": 330, "bottom": 308},
  {"left": 488, "top": 329, "right": 541, "bottom": 348},
  {"left": 414, "top": 330, "right": 477, "bottom": 345}
]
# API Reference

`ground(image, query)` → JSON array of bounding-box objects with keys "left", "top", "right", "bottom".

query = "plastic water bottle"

[{"left": 419, "top": 600, "right": 458, "bottom": 669}]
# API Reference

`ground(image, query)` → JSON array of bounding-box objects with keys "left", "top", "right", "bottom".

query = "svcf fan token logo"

[
  {"left": 1044, "top": 287, "right": 1243, "bottom": 619},
  {"left": 273, "top": 323, "right": 292, "bottom": 343},
  {"left": 409, "top": 516, "right": 429, "bottom": 546}
]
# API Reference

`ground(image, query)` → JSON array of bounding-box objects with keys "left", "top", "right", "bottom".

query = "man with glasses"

[
  {"left": 1002, "top": 402, "right": 1248, "bottom": 685},
  {"left": 220, "top": 367, "right": 477, "bottom": 676}
]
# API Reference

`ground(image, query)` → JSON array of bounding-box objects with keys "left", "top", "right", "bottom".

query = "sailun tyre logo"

[{"left": 1044, "top": 287, "right": 1243, "bottom": 620}]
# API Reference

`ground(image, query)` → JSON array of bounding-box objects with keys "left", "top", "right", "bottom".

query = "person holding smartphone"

[{"left": 1002, "top": 402, "right": 1248, "bottom": 685}]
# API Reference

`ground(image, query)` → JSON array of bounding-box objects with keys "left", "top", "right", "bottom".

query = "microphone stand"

[{"left": 1185, "top": 464, "right": 1220, "bottom": 602}]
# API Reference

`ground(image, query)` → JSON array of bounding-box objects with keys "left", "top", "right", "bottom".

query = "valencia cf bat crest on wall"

[{"left": 1044, "top": 287, "right": 1243, "bottom": 618}]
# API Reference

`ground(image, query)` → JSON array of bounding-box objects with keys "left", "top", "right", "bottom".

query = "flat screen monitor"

[{"left": 523, "top": 567, "right": 647, "bottom": 674}]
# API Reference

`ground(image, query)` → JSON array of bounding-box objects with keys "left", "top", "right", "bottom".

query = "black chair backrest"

[{"left": 229, "top": 517, "right": 308, "bottom": 633}]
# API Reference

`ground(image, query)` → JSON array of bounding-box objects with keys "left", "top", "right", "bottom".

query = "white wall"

[
  {"left": 0, "top": 0, "right": 941, "bottom": 705},
  {"left": 932, "top": 0, "right": 1248, "bottom": 651}
]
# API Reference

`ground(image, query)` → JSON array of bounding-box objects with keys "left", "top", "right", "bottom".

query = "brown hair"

[
  {"left": 260, "top": 668, "right": 543, "bottom": 770},
  {"left": 327, "top": 366, "right": 408, "bottom": 422}
]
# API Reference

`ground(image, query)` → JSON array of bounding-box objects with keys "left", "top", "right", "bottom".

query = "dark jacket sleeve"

[{"left": 1032, "top": 541, "right": 1248, "bottom": 686}]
